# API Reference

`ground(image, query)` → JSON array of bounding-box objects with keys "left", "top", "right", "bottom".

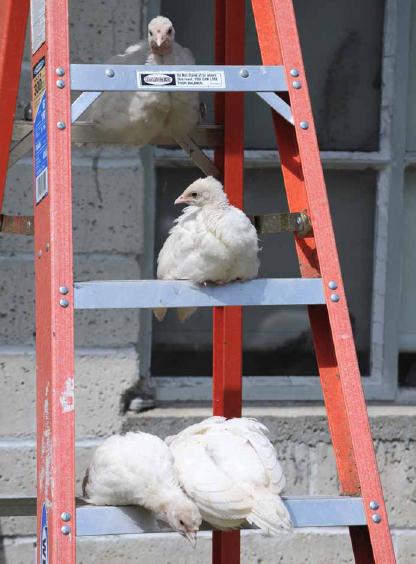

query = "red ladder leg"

[
  {"left": 252, "top": 0, "right": 395, "bottom": 561},
  {"left": 0, "top": 0, "right": 30, "bottom": 212},
  {"left": 213, "top": 1, "right": 245, "bottom": 563},
  {"left": 30, "top": 0, "right": 75, "bottom": 562}
]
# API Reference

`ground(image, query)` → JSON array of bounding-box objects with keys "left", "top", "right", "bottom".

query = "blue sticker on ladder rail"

[
  {"left": 40, "top": 503, "right": 48, "bottom": 564},
  {"left": 33, "top": 56, "right": 48, "bottom": 205}
]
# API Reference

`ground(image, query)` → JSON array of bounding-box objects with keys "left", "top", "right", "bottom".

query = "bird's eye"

[
  {"left": 168, "top": 28, "right": 172, "bottom": 34},
  {"left": 191, "top": 192, "right": 198, "bottom": 197},
  {"left": 179, "top": 519, "right": 184, "bottom": 526},
  {"left": 149, "top": 31, "right": 153, "bottom": 36}
]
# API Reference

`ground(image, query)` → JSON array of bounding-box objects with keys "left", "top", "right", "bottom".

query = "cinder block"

[
  {"left": 395, "top": 533, "right": 416, "bottom": 563},
  {"left": 0, "top": 351, "right": 138, "bottom": 438},
  {"left": 0, "top": 537, "right": 36, "bottom": 564},
  {"left": 2, "top": 149, "right": 145, "bottom": 255},
  {"left": 376, "top": 440, "right": 416, "bottom": 528},
  {"left": 0, "top": 258, "right": 141, "bottom": 347},
  {"left": 310, "top": 442, "right": 339, "bottom": 495}
]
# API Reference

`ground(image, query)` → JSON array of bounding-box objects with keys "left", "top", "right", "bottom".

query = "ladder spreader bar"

[
  {"left": 70, "top": 65, "right": 288, "bottom": 92},
  {"left": 73, "top": 278, "right": 325, "bottom": 309}
]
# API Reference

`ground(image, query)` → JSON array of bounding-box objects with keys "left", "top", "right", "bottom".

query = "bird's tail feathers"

[
  {"left": 247, "top": 491, "right": 292, "bottom": 536},
  {"left": 177, "top": 307, "right": 197, "bottom": 323},
  {"left": 153, "top": 308, "right": 167, "bottom": 322}
]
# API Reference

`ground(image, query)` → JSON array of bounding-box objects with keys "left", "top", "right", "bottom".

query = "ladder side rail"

[
  {"left": 251, "top": 0, "right": 395, "bottom": 561},
  {"left": 0, "top": 0, "right": 30, "bottom": 212},
  {"left": 30, "top": 0, "right": 76, "bottom": 562},
  {"left": 212, "top": 1, "right": 244, "bottom": 563}
]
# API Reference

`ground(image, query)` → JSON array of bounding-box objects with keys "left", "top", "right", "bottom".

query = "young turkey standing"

[
  {"left": 82, "top": 432, "right": 202, "bottom": 547},
  {"left": 81, "top": 16, "right": 200, "bottom": 144},
  {"left": 166, "top": 417, "right": 292, "bottom": 535},
  {"left": 154, "top": 176, "right": 260, "bottom": 322}
]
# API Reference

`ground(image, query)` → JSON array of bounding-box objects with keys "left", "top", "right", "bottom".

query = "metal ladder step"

[
  {"left": 0, "top": 496, "right": 366, "bottom": 535},
  {"left": 73, "top": 278, "right": 325, "bottom": 309}
]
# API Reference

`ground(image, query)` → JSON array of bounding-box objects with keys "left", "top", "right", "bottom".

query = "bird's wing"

[
  {"left": 170, "top": 436, "right": 251, "bottom": 522},
  {"left": 215, "top": 418, "right": 286, "bottom": 494},
  {"left": 107, "top": 41, "right": 149, "bottom": 64},
  {"left": 173, "top": 43, "right": 196, "bottom": 64},
  {"left": 165, "top": 416, "right": 225, "bottom": 445}
]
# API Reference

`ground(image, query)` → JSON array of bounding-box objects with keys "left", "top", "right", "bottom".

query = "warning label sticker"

[
  {"left": 33, "top": 57, "right": 48, "bottom": 205},
  {"left": 30, "top": 0, "right": 46, "bottom": 55},
  {"left": 137, "top": 71, "right": 226, "bottom": 89}
]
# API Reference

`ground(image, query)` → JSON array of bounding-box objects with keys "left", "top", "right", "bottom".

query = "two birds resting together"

[
  {"left": 82, "top": 16, "right": 261, "bottom": 319},
  {"left": 83, "top": 417, "right": 292, "bottom": 547}
]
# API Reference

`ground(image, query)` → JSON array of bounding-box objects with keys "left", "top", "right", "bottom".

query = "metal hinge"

[
  {"left": 249, "top": 212, "right": 312, "bottom": 237},
  {"left": 0, "top": 215, "right": 34, "bottom": 235}
]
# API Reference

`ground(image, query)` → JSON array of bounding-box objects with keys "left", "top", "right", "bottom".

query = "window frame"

[{"left": 141, "top": 0, "right": 415, "bottom": 402}]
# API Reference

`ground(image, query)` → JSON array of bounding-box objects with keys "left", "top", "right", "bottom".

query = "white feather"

[
  {"left": 166, "top": 417, "right": 292, "bottom": 535},
  {"left": 81, "top": 17, "right": 200, "bottom": 144},
  {"left": 155, "top": 177, "right": 260, "bottom": 322}
]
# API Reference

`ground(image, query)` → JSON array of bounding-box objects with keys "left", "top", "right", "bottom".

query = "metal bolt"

[
  {"left": 26, "top": 220, "right": 31, "bottom": 230},
  {"left": 330, "top": 293, "right": 340, "bottom": 303},
  {"left": 290, "top": 69, "right": 299, "bottom": 77},
  {"left": 297, "top": 217, "right": 302, "bottom": 225},
  {"left": 329, "top": 281, "right": 337, "bottom": 290},
  {"left": 106, "top": 68, "right": 115, "bottom": 78},
  {"left": 372, "top": 514, "right": 382, "bottom": 524},
  {"left": 300, "top": 121, "right": 309, "bottom": 130},
  {"left": 61, "top": 512, "right": 71, "bottom": 522},
  {"left": 56, "top": 68, "right": 65, "bottom": 77},
  {"left": 56, "top": 79, "right": 66, "bottom": 89},
  {"left": 293, "top": 81, "right": 301, "bottom": 89},
  {"left": 57, "top": 121, "right": 66, "bottom": 130},
  {"left": 46, "top": 243, "right": 50, "bottom": 252},
  {"left": 60, "top": 298, "right": 69, "bottom": 308},
  {"left": 61, "top": 525, "right": 71, "bottom": 535},
  {"left": 38, "top": 250, "right": 42, "bottom": 259},
  {"left": 240, "top": 69, "right": 249, "bottom": 78},
  {"left": 60, "top": 286, "right": 69, "bottom": 295},
  {"left": 369, "top": 501, "right": 379, "bottom": 510}
]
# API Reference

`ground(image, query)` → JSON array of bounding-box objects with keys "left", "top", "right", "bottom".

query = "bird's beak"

[
  {"left": 184, "top": 530, "right": 197, "bottom": 549},
  {"left": 156, "top": 34, "right": 164, "bottom": 47},
  {"left": 174, "top": 194, "right": 189, "bottom": 205}
]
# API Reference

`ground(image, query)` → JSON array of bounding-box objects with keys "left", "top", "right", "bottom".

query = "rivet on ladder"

[
  {"left": 292, "top": 81, "right": 301, "bottom": 89},
  {"left": 300, "top": 121, "right": 309, "bottom": 130},
  {"left": 46, "top": 243, "right": 50, "bottom": 252},
  {"left": 56, "top": 67, "right": 65, "bottom": 77},
  {"left": 37, "top": 250, "right": 42, "bottom": 259},
  {"left": 26, "top": 220, "right": 31, "bottom": 231},
  {"left": 240, "top": 69, "right": 249, "bottom": 78},
  {"left": 56, "top": 79, "right": 66, "bottom": 89},
  {"left": 330, "top": 293, "right": 339, "bottom": 302},
  {"left": 329, "top": 281, "right": 337, "bottom": 290},
  {"left": 61, "top": 512, "right": 71, "bottom": 522},
  {"left": 106, "top": 68, "right": 115, "bottom": 78},
  {"left": 60, "top": 298, "right": 69, "bottom": 308},
  {"left": 57, "top": 122, "right": 66, "bottom": 130},
  {"left": 290, "top": 69, "right": 299, "bottom": 77},
  {"left": 372, "top": 514, "right": 382, "bottom": 524},
  {"left": 61, "top": 525, "right": 71, "bottom": 535},
  {"left": 369, "top": 501, "right": 379, "bottom": 510},
  {"left": 60, "top": 286, "right": 69, "bottom": 295}
]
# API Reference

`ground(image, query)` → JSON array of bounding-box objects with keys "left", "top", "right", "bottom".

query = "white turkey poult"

[
  {"left": 82, "top": 432, "right": 202, "bottom": 547},
  {"left": 81, "top": 16, "right": 200, "bottom": 144},
  {"left": 166, "top": 417, "right": 292, "bottom": 535},
  {"left": 154, "top": 176, "right": 260, "bottom": 322}
]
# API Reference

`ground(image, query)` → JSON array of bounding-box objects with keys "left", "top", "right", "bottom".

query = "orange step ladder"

[{"left": 0, "top": 0, "right": 395, "bottom": 563}]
